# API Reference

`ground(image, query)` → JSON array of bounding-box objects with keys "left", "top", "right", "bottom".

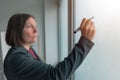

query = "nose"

[{"left": 33, "top": 26, "right": 37, "bottom": 33}]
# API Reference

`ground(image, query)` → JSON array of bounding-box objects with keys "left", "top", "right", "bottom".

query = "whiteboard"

[{"left": 74, "top": 0, "right": 120, "bottom": 80}]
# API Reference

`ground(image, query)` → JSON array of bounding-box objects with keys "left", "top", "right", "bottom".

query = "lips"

[{"left": 33, "top": 33, "right": 38, "bottom": 37}]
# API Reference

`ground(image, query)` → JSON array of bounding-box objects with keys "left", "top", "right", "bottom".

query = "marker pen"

[{"left": 74, "top": 16, "right": 94, "bottom": 34}]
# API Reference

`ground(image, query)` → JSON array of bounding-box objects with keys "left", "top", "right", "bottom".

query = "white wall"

[{"left": 74, "top": 0, "right": 120, "bottom": 80}]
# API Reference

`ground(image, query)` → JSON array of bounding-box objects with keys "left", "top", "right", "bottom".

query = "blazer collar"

[{"left": 12, "top": 46, "right": 41, "bottom": 61}]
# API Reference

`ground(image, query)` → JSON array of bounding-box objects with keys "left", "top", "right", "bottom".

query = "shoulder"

[{"left": 4, "top": 46, "right": 28, "bottom": 62}]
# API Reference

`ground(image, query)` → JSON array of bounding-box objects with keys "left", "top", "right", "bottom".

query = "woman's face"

[{"left": 22, "top": 17, "right": 38, "bottom": 45}]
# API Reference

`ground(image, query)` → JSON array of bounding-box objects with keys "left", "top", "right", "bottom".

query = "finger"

[
  {"left": 80, "top": 18, "right": 87, "bottom": 30},
  {"left": 84, "top": 21, "right": 95, "bottom": 40},
  {"left": 89, "top": 26, "right": 96, "bottom": 40},
  {"left": 82, "top": 19, "right": 91, "bottom": 35},
  {"left": 87, "top": 27, "right": 91, "bottom": 37},
  {"left": 81, "top": 18, "right": 90, "bottom": 35},
  {"left": 84, "top": 19, "right": 91, "bottom": 28},
  {"left": 88, "top": 22, "right": 94, "bottom": 34}
]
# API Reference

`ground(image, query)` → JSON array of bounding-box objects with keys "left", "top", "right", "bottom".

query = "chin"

[
  {"left": 32, "top": 39, "right": 37, "bottom": 43},
  {"left": 29, "top": 38, "right": 37, "bottom": 43}
]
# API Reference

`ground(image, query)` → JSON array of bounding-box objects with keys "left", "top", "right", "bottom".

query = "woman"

[{"left": 4, "top": 13, "right": 95, "bottom": 80}]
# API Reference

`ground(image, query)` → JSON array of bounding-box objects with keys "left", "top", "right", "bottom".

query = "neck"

[{"left": 22, "top": 44, "right": 31, "bottom": 50}]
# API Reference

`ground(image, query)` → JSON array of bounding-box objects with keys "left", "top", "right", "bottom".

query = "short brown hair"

[{"left": 6, "top": 13, "right": 35, "bottom": 46}]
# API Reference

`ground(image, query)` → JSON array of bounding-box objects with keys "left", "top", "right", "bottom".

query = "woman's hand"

[{"left": 80, "top": 18, "right": 96, "bottom": 41}]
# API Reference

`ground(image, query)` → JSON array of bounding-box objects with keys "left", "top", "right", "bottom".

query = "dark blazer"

[{"left": 4, "top": 37, "right": 94, "bottom": 80}]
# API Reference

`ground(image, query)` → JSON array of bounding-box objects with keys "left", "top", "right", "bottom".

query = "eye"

[
  {"left": 25, "top": 24, "right": 33, "bottom": 29},
  {"left": 26, "top": 25, "right": 32, "bottom": 28}
]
